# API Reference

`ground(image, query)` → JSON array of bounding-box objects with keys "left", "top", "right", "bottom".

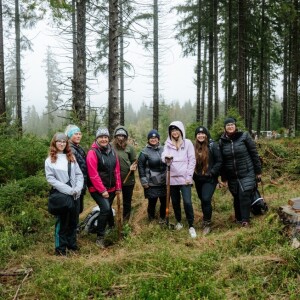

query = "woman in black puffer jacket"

[
  {"left": 219, "top": 118, "right": 262, "bottom": 226},
  {"left": 138, "top": 129, "right": 167, "bottom": 222}
]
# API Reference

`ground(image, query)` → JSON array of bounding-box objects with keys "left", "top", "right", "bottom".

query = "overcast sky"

[{"left": 21, "top": 1, "right": 197, "bottom": 115}]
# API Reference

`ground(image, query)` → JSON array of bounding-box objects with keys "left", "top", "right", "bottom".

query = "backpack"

[
  {"left": 251, "top": 186, "right": 268, "bottom": 215},
  {"left": 78, "top": 206, "right": 116, "bottom": 234},
  {"left": 78, "top": 206, "right": 100, "bottom": 234}
]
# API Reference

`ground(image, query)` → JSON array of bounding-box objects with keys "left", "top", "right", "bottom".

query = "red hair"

[{"left": 49, "top": 136, "right": 75, "bottom": 163}]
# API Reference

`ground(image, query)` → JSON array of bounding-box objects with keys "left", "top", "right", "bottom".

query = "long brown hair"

[
  {"left": 194, "top": 135, "right": 209, "bottom": 175},
  {"left": 49, "top": 136, "right": 75, "bottom": 163}
]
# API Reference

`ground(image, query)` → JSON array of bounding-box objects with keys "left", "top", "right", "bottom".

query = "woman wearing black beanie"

[{"left": 193, "top": 126, "right": 222, "bottom": 234}]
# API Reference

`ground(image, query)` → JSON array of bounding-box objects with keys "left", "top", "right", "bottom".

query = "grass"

[{"left": 1, "top": 176, "right": 300, "bottom": 299}]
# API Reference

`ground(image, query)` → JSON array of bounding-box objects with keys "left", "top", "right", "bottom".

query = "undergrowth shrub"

[{"left": 0, "top": 134, "right": 48, "bottom": 184}]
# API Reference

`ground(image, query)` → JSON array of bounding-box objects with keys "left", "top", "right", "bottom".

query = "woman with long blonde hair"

[{"left": 193, "top": 126, "right": 222, "bottom": 235}]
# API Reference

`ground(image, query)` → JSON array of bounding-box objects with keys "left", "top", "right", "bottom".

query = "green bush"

[{"left": 0, "top": 134, "right": 49, "bottom": 184}]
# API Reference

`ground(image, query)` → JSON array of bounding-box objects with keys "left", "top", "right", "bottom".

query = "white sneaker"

[
  {"left": 175, "top": 222, "right": 183, "bottom": 230},
  {"left": 189, "top": 227, "right": 197, "bottom": 238}
]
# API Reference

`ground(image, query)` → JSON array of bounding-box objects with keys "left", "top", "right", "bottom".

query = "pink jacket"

[{"left": 86, "top": 142, "right": 122, "bottom": 193}]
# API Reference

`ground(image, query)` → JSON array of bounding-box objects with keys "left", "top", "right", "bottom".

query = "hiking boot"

[
  {"left": 203, "top": 226, "right": 211, "bottom": 235},
  {"left": 241, "top": 221, "right": 250, "bottom": 227},
  {"left": 189, "top": 227, "right": 197, "bottom": 238},
  {"left": 55, "top": 250, "right": 67, "bottom": 256},
  {"left": 96, "top": 238, "right": 105, "bottom": 249},
  {"left": 159, "top": 218, "right": 166, "bottom": 224},
  {"left": 175, "top": 222, "right": 183, "bottom": 230}
]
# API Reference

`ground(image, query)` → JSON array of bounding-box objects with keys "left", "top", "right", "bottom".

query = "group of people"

[{"left": 45, "top": 117, "right": 262, "bottom": 255}]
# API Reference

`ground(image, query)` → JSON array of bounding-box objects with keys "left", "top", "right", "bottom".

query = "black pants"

[
  {"left": 230, "top": 183, "right": 252, "bottom": 222},
  {"left": 55, "top": 206, "right": 77, "bottom": 253},
  {"left": 148, "top": 196, "right": 166, "bottom": 220},
  {"left": 91, "top": 191, "right": 115, "bottom": 237},
  {"left": 170, "top": 185, "right": 194, "bottom": 227},
  {"left": 194, "top": 179, "right": 217, "bottom": 222},
  {"left": 122, "top": 185, "right": 134, "bottom": 221}
]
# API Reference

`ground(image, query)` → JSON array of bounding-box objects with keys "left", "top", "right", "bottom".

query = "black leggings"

[{"left": 90, "top": 191, "right": 115, "bottom": 237}]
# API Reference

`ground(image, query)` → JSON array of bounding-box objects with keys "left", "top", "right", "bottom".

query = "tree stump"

[{"left": 278, "top": 201, "right": 300, "bottom": 249}]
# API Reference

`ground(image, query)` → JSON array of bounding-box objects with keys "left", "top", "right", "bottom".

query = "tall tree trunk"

[
  {"left": 248, "top": 56, "right": 254, "bottom": 132},
  {"left": 72, "top": 0, "right": 77, "bottom": 114},
  {"left": 0, "top": 0, "right": 5, "bottom": 122},
  {"left": 282, "top": 34, "right": 289, "bottom": 128},
  {"left": 201, "top": 37, "right": 208, "bottom": 125},
  {"left": 196, "top": 0, "right": 202, "bottom": 123},
  {"left": 213, "top": 0, "right": 219, "bottom": 120},
  {"left": 226, "top": 0, "right": 233, "bottom": 112},
  {"left": 237, "top": 0, "right": 246, "bottom": 119},
  {"left": 74, "top": 0, "right": 86, "bottom": 124},
  {"left": 256, "top": 0, "right": 265, "bottom": 135},
  {"left": 207, "top": 0, "right": 214, "bottom": 127},
  {"left": 119, "top": 0, "right": 124, "bottom": 125},
  {"left": 289, "top": 0, "right": 299, "bottom": 137},
  {"left": 108, "top": 0, "right": 119, "bottom": 134},
  {"left": 15, "top": 0, "right": 22, "bottom": 132},
  {"left": 153, "top": 0, "right": 159, "bottom": 130}
]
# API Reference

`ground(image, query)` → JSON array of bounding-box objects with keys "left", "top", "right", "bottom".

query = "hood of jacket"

[{"left": 168, "top": 121, "right": 186, "bottom": 139}]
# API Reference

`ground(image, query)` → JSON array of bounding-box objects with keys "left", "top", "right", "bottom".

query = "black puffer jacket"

[
  {"left": 138, "top": 144, "right": 166, "bottom": 199},
  {"left": 219, "top": 131, "right": 261, "bottom": 192},
  {"left": 193, "top": 140, "right": 222, "bottom": 183}
]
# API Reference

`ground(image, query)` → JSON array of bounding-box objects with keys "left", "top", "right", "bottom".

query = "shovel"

[{"left": 165, "top": 156, "right": 175, "bottom": 229}]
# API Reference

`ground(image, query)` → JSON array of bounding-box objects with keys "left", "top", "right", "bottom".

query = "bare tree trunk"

[
  {"left": 256, "top": 0, "right": 265, "bottom": 135},
  {"left": 207, "top": 0, "right": 214, "bottom": 127},
  {"left": 196, "top": 0, "right": 202, "bottom": 123},
  {"left": 282, "top": 34, "right": 289, "bottom": 128},
  {"left": 74, "top": 0, "right": 86, "bottom": 124},
  {"left": 0, "top": 0, "right": 5, "bottom": 122},
  {"left": 237, "top": 0, "right": 246, "bottom": 119},
  {"left": 213, "top": 0, "right": 219, "bottom": 120},
  {"left": 119, "top": 0, "right": 124, "bottom": 125},
  {"left": 226, "top": 0, "right": 233, "bottom": 112},
  {"left": 108, "top": 0, "right": 119, "bottom": 134},
  {"left": 201, "top": 37, "right": 208, "bottom": 125},
  {"left": 15, "top": 0, "right": 22, "bottom": 132},
  {"left": 153, "top": 0, "right": 159, "bottom": 130},
  {"left": 72, "top": 0, "right": 77, "bottom": 113},
  {"left": 289, "top": 0, "right": 299, "bottom": 137}
]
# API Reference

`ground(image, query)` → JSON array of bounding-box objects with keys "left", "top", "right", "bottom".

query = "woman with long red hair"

[{"left": 45, "top": 132, "right": 83, "bottom": 256}]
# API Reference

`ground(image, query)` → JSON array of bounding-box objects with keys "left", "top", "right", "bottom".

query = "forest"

[
  {"left": 1, "top": 0, "right": 300, "bottom": 299},
  {"left": 0, "top": 0, "right": 299, "bottom": 138}
]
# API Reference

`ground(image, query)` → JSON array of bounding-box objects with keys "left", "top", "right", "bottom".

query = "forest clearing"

[{"left": 0, "top": 135, "right": 300, "bottom": 299}]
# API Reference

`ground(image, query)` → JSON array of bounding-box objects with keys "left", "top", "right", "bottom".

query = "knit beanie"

[
  {"left": 194, "top": 126, "right": 210, "bottom": 138},
  {"left": 65, "top": 124, "right": 81, "bottom": 138},
  {"left": 54, "top": 132, "right": 68, "bottom": 142},
  {"left": 224, "top": 117, "right": 236, "bottom": 127},
  {"left": 96, "top": 127, "right": 110, "bottom": 139},
  {"left": 114, "top": 128, "right": 128, "bottom": 137},
  {"left": 147, "top": 129, "right": 160, "bottom": 140}
]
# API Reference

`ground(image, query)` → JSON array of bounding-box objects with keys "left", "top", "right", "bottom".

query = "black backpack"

[
  {"left": 78, "top": 206, "right": 100, "bottom": 234},
  {"left": 251, "top": 186, "right": 268, "bottom": 215}
]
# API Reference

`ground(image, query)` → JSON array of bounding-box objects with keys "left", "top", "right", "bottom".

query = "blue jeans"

[
  {"left": 170, "top": 185, "right": 194, "bottom": 227},
  {"left": 194, "top": 179, "right": 217, "bottom": 222},
  {"left": 91, "top": 191, "right": 115, "bottom": 237}
]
